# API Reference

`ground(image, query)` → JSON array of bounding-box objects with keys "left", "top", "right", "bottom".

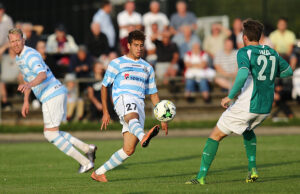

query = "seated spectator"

[
  {"left": 170, "top": 0, "right": 197, "bottom": 35},
  {"left": 184, "top": 43, "right": 215, "bottom": 103},
  {"left": 270, "top": 17, "right": 295, "bottom": 60},
  {"left": 92, "top": 0, "right": 116, "bottom": 50},
  {"left": 229, "top": 18, "right": 244, "bottom": 49},
  {"left": 22, "top": 22, "right": 40, "bottom": 48},
  {"left": 0, "top": 44, "right": 21, "bottom": 110},
  {"left": 214, "top": 39, "right": 238, "bottom": 91},
  {"left": 64, "top": 73, "right": 84, "bottom": 122},
  {"left": 117, "top": 1, "right": 142, "bottom": 40},
  {"left": 46, "top": 24, "right": 78, "bottom": 54},
  {"left": 203, "top": 23, "right": 231, "bottom": 59},
  {"left": 86, "top": 22, "right": 110, "bottom": 58},
  {"left": 152, "top": 29, "right": 179, "bottom": 84},
  {"left": 69, "top": 45, "right": 94, "bottom": 93},
  {"left": 172, "top": 25, "right": 201, "bottom": 59},
  {"left": 143, "top": 0, "right": 169, "bottom": 63},
  {"left": 0, "top": 3, "right": 13, "bottom": 47}
]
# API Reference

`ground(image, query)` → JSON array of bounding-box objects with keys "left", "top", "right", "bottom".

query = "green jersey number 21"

[{"left": 257, "top": 55, "right": 276, "bottom": 81}]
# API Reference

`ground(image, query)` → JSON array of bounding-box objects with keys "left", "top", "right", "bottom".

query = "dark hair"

[
  {"left": 242, "top": 19, "right": 264, "bottom": 42},
  {"left": 278, "top": 17, "right": 288, "bottom": 23},
  {"left": 100, "top": 0, "right": 111, "bottom": 8},
  {"left": 127, "top": 30, "right": 145, "bottom": 44}
]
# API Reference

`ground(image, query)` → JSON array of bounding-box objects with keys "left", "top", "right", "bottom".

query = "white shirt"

[{"left": 117, "top": 10, "right": 142, "bottom": 39}]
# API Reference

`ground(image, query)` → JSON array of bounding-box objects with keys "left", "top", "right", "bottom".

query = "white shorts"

[
  {"left": 217, "top": 104, "right": 269, "bottom": 135},
  {"left": 114, "top": 94, "right": 145, "bottom": 134},
  {"left": 42, "top": 94, "right": 67, "bottom": 128}
]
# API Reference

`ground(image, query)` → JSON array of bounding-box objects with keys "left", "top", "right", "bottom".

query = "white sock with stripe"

[
  {"left": 44, "top": 131, "right": 90, "bottom": 166},
  {"left": 95, "top": 148, "right": 129, "bottom": 175},
  {"left": 128, "top": 119, "right": 145, "bottom": 141},
  {"left": 59, "top": 131, "right": 90, "bottom": 153}
]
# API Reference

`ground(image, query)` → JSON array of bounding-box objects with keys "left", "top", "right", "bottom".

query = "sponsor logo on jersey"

[{"left": 124, "top": 73, "right": 130, "bottom": 80}]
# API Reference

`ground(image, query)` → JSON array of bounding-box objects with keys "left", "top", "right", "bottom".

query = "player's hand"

[
  {"left": 161, "top": 122, "right": 168, "bottom": 135},
  {"left": 101, "top": 112, "right": 110, "bottom": 131},
  {"left": 21, "top": 101, "right": 30, "bottom": 118},
  {"left": 18, "top": 83, "right": 31, "bottom": 93},
  {"left": 221, "top": 97, "right": 232, "bottom": 109}
]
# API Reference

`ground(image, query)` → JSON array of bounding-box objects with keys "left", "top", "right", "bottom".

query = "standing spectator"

[
  {"left": 184, "top": 43, "right": 215, "bottom": 103},
  {"left": 46, "top": 24, "right": 78, "bottom": 54},
  {"left": 203, "top": 23, "right": 231, "bottom": 59},
  {"left": 170, "top": 0, "right": 197, "bottom": 35},
  {"left": 143, "top": 0, "right": 169, "bottom": 62},
  {"left": 117, "top": 1, "right": 142, "bottom": 40},
  {"left": 0, "top": 3, "right": 13, "bottom": 47},
  {"left": 214, "top": 39, "right": 238, "bottom": 91},
  {"left": 172, "top": 25, "right": 201, "bottom": 59},
  {"left": 22, "top": 22, "right": 40, "bottom": 48},
  {"left": 229, "top": 18, "right": 244, "bottom": 49},
  {"left": 290, "top": 43, "right": 300, "bottom": 102},
  {"left": 270, "top": 18, "right": 296, "bottom": 60},
  {"left": 86, "top": 22, "right": 110, "bottom": 59},
  {"left": 93, "top": 0, "right": 116, "bottom": 50},
  {"left": 64, "top": 73, "right": 84, "bottom": 122},
  {"left": 152, "top": 30, "right": 179, "bottom": 84}
]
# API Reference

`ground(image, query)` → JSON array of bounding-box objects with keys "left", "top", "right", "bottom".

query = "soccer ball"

[{"left": 154, "top": 100, "right": 176, "bottom": 122}]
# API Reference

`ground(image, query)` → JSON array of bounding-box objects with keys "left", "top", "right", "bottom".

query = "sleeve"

[
  {"left": 236, "top": 49, "right": 250, "bottom": 70},
  {"left": 102, "top": 60, "right": 120, "bottom": 87},
  {"left": 27, "top": 53, "right": 47, "bottom": 74},
  {"left": 145, "top": 66, "right": 158, "bottom": 95},
  {"left": 277, "top": 55, "right": 293, "bottom": 78},
  {"left": 228, "top": 68, "right": 249, "bottom": 99}
]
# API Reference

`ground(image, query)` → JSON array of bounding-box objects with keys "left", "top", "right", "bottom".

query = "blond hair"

[{"left": 8, "top": 28, "right": 23, "bottom": 39}]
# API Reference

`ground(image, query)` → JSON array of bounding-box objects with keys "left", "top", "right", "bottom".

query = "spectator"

[
  {"left": 259, "top": 31, "right": 273, "bottom": 48},
  {"left": 64, "top": 73, "right": 84, "bottom": 122},
  {"left": 269, "top": 17, "right": 296, "bottom": 60},
  {"left": 0, "top": 44, "right": 20, "bottom": 110},
  {"left": 290, "top": 42, "right": 300, "bottom": 102},
  {"left": 117, "top": 1, "right": 142, "bottom": 40},
  {"left": 172, "top": 25, "right": 201, "bottom": 59},
  {"left": 184, "top": 43, "right": 215, "bottom": 103},
  {"left": 143, "top": 0, "right": 169, "bottom": 63},
  {"left": 0, "top": 3, "right": 13, "bottom": 47},
  {"left": 22, "top": 22, "right": 40, "bottom": 48},
  {"left": 152, "top": 29, "right": 179, "bottom": 84},
  {"left": 229, "top": 18, "right": 244, "bottom": 49},
  {"left": 203, "top": 23, "right": 231, "bottom": 59},
  {"left": 92, "top": 0, "right": 116, "bottom": 50},
  {"left": 214, "top": 39, "right": 238, "bottom": 91},
  {"left": 119, "top": 24, "right": 135, "bottom": 55},
  {"left": 170, "top": 0, "right": 197, "bottom": 35},
  {"left": 46, "top": 24, "right": 78, "bottom": 54},
  {"left": 86, "top": 22, "right": 110, "bottom": 58}
]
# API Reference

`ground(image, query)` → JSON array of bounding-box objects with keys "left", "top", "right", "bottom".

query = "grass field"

[{"left": 1, "top": 135, "right": 300, "bottom": 194}]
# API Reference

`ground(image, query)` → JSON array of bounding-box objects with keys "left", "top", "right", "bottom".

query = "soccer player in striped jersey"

[
  {"left": 8, "top": 28, "right": 97, "bottom": 173},
  {"left": 91, "top": 30, "right": 168, "bottom": 182},
  {"left": 186, "top": 19, "right": 293, "bottom": 185}
]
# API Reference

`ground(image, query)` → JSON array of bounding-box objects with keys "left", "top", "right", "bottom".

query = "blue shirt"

[
  {"left": 16, "top": 46, "right": 67, "bottom": 103},
  {"left": 102, "top": 56, "right": 158, "bottom": 104},
  {"left": 93, "top": 9, "right": 116, "bottom": 48}
]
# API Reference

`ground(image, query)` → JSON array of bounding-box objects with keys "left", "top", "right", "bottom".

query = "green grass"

[
  {"left": 1, "top": 135, "right": 300, "bottom": 193},
  {"left": 1, "top": 118, "right": 300, "bottom": 133}
]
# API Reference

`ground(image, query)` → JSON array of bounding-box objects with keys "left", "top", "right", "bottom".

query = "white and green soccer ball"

[{"left": 154, "top": 100, "right": 176, "bottom": 122}]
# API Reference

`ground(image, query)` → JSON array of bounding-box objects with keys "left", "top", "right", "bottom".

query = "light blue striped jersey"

[
  {"left": 16, "top": 46, "right": 67, "bottom": 103},
  {"left": 102, "top": 55, "right": 158, "bottom": 104}
]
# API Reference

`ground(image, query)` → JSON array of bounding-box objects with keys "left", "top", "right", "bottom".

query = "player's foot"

[
  {"left": 185, "top": 176, "right": 206, "bottom": 185},
  {"left": 91, "top": 171, "right": 108, "bottom": 182},
  {"left": 246, "top": 168, "right": 258, "bottom": 183},
  {"left": 140, "top": 125, "right": 160, "bottom": 148},
  {"left": 86, "top": 144, "right": 97, "bottom": 163},
  {"left": 78, "top": 162, "right": 94, "bottom": 174}
]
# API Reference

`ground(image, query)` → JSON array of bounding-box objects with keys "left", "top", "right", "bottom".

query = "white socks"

[
  {"left": 59, "top": 131, "right": 90, "bottom": 153},
  {"left": 95, "top": 148, "right": 129, "bottom": 175},
  {"left": 128, "top": 119, "right": 145, "bottom": 141}
]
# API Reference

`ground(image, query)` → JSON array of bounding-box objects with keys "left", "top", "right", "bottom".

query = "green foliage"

[{"left": 1, "top": 136, "right": 300, "bottom": 193}]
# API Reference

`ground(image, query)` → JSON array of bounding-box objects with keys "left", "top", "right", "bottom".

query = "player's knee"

[
  {"left": 44, "top": 130, "right": 59, "bottom": 143},
  {"left": 123, "top": 147, "right": 135, "bottom": 156}
]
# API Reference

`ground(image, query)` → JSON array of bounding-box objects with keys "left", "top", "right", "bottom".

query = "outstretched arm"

[{"left": 150, "top": 93, "right": 168, "bottom": 135}]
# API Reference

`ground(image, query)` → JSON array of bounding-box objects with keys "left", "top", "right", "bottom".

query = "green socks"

[
  {"left": 243, "top": 130, "right": 257, "bottom": 171},
  {"left": 197, "top": 138, "right": 219, "bottom": 179}
]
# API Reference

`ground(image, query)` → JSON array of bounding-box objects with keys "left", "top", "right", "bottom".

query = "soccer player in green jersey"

[{"left": 186, "top": 19, "right": 293, "bottom": 185}]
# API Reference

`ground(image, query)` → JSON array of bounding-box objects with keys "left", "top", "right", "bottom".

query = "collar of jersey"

[{"left": 123, "top": 55, "right": 141, "bottom": 62}]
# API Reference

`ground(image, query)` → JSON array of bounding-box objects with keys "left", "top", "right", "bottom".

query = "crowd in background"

[{"left": 1, "top": 0, "right": 300, "bottom": 122}]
